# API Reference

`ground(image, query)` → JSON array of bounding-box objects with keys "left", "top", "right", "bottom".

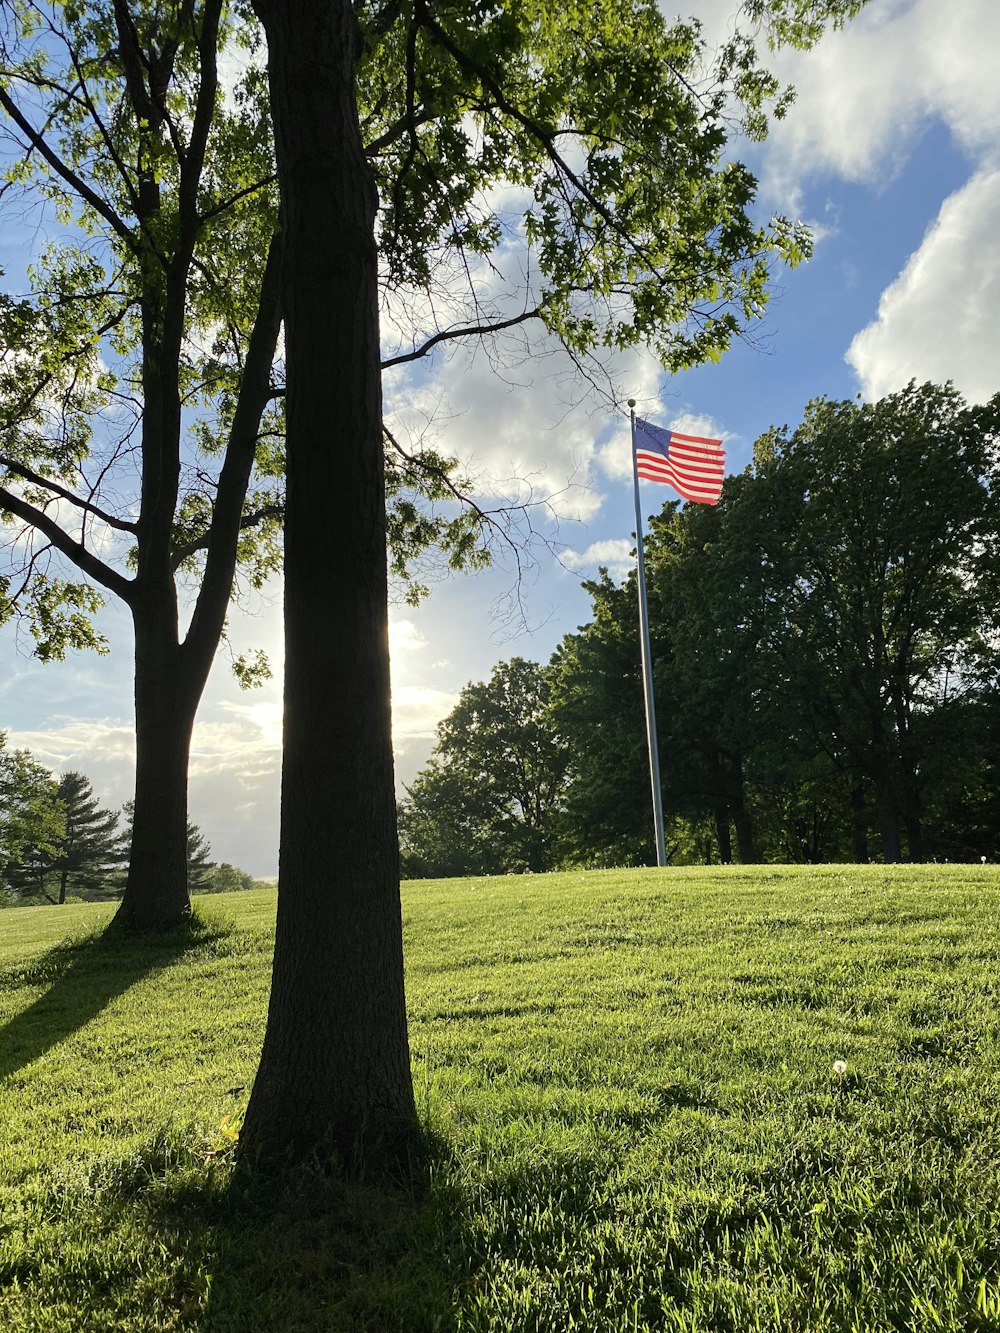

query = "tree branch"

[
  {"left": 0, "top": 456, "right": 138, "bottom": 534},
  {"left": 180, "top": 0, "right": 224, "bottom": 239},
  {"left": 171, "top": 502, "right": 283, "bottom": 570},
  {"left": 380, "top": 306, "right": 543, "bottom": 370},
  {"left": 0, "top": 85, "right": 136, "bottom": 251},
  {"left": 199, "top": 174, "right": 278, "bottom": 224},
  {"left": 0, "top": 484, "right": 134, "bottom": 604},
  {"left": 415, "top": 6, "right": 637, "bottom": 258}
]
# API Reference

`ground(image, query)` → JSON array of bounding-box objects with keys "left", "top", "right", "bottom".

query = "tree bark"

[
  {"left": 113, "top": 603, "right": 198, "bottom": 931},
  {"left": 850, "top": 783, "right": 869, "bottom": 863},
  {"left": 240, "top": 0, "right": 416, "bottom": 1176},
  {"left": 729, "top": 753, "right": 757, "bottom": 864},
  {"left": 714, "top": 803, "right": 732, "bottom": 865},
  {"left": 876, "top": 786, "right": 902, "bottom": 864}
]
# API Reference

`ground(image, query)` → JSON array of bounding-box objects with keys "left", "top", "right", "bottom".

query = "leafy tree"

[
  {"left": 0, "top": 1, "right": 515, "bottom": 932},
  {"left": 0, "top": 1, "right": 284, "bottom": 929},
  {"left": 43, "top": 771, "right": 123, "bottom": 903},
  {"left": 201, "top": 861, "right": 256, "bottom": 893},
  {"left": 0, "top": 734, "right": 66, "bottom": 898},
  {"left": 551, "top": 569, "right": 655, "bottom": 865},
  {"left": 399, "top": 658, "right": 570, "bottom": 876},
  {"left": 764, "top": 382, "right": 1000, "bottom": 862},
  {"left": 239, "top": 0, "right": 872, "bottom": 1177}
]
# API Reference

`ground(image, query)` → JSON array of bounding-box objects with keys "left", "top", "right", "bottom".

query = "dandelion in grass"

[{"left": 832, "top": 1060, "right": 847, "bottom": 1076}]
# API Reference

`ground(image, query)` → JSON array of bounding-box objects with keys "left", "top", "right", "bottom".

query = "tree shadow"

[
  {"left": 95, "top": 1126, "right": 478, "bottom": 1332},
  {"left": 0, "top": 917, "right": 217, "bottom": 1083}
]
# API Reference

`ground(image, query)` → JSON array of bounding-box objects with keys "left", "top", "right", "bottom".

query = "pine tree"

[
  {"left": 186, "top": 824, "right": 215, "bottom": 892},
  {"left": 47, "top": 772, "right": 123, "bottom": 903},
  {"left": 116, "top": 802, "right": 215, "bottom": 896}
]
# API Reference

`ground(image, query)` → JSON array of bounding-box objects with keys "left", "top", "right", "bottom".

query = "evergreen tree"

[
  {"left": 45, "top": 772, "right": 123, "bottom": 903},
  {"left": 116, "top": 802, "right": 215, "bottom": 895},
  {"left": 186, "top": 823, "right": 215, "bottom": 892}
]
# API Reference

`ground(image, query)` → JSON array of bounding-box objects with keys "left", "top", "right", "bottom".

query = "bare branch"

[
  {"left": 0, "top": 484, "right": 134, "bottom": 603},
  {"left": 199, "top": 174, "right": 278, "bottom": 224},
  {"left": 0, "top": 455, "right": 138, "bottom": 533},
  {"left": 380, "top": 306, "right": 543, "bottom": 370}
]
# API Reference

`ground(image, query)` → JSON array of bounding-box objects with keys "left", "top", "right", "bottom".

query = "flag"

[{"left": 634, "top": 417, "right": 725, "bottom": 505}]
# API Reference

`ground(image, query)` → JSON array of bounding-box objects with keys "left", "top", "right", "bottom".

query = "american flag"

[{"left": 634, "top": 418, "right": 725, "bottom": 505}]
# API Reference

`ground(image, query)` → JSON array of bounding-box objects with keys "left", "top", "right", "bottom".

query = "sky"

[{"left": 3, "top": 0, "right": 998, "bottom": 877}]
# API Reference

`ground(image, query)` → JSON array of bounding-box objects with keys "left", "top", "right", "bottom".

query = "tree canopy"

[
  {"left": 0, "top": 732, "right": 65, "bottom": 897},
  {"left": 400, "top": 657, "right": 570, "bottom": 876},
  {"left": 406, "top": 383, "right": 1000, "bottom": 873}
]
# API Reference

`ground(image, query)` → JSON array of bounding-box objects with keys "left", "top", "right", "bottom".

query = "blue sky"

[{"left": 3, "top": 0, "right": 998, "bottom": 876}]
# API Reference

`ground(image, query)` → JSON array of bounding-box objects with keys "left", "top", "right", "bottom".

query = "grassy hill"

[{"left": 1, "top": 865, "right": 999, "bottom": 1331}]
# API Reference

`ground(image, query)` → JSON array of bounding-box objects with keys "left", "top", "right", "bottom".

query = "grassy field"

[{"left": 1, "top": 865, "right": 999, "bottom": 1331}]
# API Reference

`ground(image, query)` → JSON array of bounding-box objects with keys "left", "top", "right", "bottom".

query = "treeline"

[
  {"left": 0, "top": 735, "right": 259, "bottom": 905},
  {"left": 400, "top": 383, "right": 1000, "bottom": 874}
]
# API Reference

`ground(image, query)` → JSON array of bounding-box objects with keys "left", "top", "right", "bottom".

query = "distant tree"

[
  {"left": 551, "top": 383, "right": 1000, "bottom": 867},
  {"left": 0, "top": 735, "right": 66, "bottom": 898},
  {"left": 186, "top": 823, "right": 215, "bottom": 892},
  {"left": 550, "top": 569, "right": 656, "bottom": 866},
  {"left": 200, "top": 862, "right": 256, "bottom": 893},
  {"left": 38, "top": 772, "right": 124, "bottom": 904},
  {"left": 399, "top": 658, "right": 570, "bottom": 877},
  {"left": 763, "top": 382, "right": 1000, "bottom": 862}
]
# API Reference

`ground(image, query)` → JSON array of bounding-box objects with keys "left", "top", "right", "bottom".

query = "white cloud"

[
  {"left": 846, "top": 169, "right": 1000, "bottom": 404},
  {"left": 561, "top": 538, "right": 634, "bottom": 580},
  {"left": 389, "top": 616, "right": 427, "bottom": 660},
  {"left": 387, "top": 335, "right": 610, "bottom": 524},
  {"left": 391, "top": 684, "right": 458, "bottom": 750},
  {"left": 757, "top": 0, "right": 1000, "bottom": 201}
]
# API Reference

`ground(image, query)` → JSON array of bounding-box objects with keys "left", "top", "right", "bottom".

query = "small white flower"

[{"left": 832, "top": 1060, "right": 848, "bottom": 1076}]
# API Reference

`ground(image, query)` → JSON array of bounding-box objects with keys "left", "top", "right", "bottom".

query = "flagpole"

[{"left": 629, "top": 400, "right": 668, "bottom": 868}]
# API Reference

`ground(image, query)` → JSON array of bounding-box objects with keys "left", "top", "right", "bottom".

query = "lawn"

[{"left": 1, "top": 865, "right": 999, "bottom": 1330}]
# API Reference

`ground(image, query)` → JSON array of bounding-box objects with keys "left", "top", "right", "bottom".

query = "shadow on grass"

[
  {"left": 90, "top": 1127, "right": 477, "bottom": 1333},
  {"left": 0, "top": 916, "right": 218, "bottom": 1083}
]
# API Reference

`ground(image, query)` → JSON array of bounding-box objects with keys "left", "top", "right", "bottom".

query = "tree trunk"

[
  {"left": 729, "top": 754, "right": 757, "bottom": 864},
  {"left": 876, "top": 786, "right": 902, "bottom": 864},
  {"left": 113, "top": 605, "right": 197, "bottom": 931},
  {"left": 714, "top": 804, "right": 732, "bottom": 865},
  {"left": 240, "top": 0, "right": 416, "bottom": 1177},
  {"left": 850, "top": 783, "right": 869, "bottom": 863},
  {"left": 905, "top": 812, "right": 923, "bottom": 863},
  {"left": 732, "top": 807, "right": 756, "bottom": 864}
]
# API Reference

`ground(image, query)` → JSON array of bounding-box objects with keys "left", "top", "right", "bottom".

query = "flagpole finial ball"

[{"left": 627, "top": 398, "right": 636, "bottom": 408}]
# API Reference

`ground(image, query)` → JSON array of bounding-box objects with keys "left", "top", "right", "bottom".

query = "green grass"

[{"left": 2, "top": 865, "right": 1000, "bottom": 1330}]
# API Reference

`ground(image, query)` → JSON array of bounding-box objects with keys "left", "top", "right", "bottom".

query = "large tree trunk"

[
  {"left": 113, "top": 606, "right": 197, "bottom": 931},
  {"left": 240, "top": 0, "right": 416, "bottom": 1176}
]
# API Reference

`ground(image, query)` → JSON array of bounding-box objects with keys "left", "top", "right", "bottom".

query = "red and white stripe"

[{"left": 634, "top": 423, "right": 725, "bottom": 505}]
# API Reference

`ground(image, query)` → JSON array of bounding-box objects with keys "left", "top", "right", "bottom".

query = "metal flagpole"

[{"left": 628, "top": 400, "right": 667, "bottom": 867}]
